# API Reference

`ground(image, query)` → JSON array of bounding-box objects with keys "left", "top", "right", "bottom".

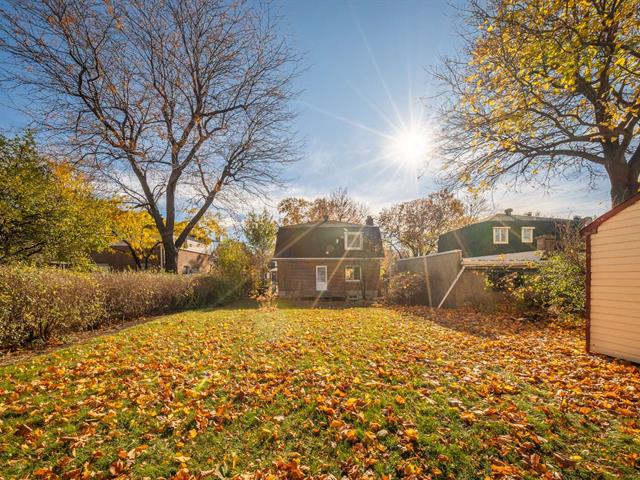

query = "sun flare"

[{"left": 388, "top": 125, "right": 432, "bottom": 168}]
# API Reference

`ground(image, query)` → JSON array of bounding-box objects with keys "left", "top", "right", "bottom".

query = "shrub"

[
  {"left": 486, "top": 253, "right": 586, "bottom": 318},
  {"left": 517, "top": 253, "right": 586, "bottom": 316},
  {"left": 0, "top": 267, "right": 244, "bottom": 349},
  {"left": 0, "top": 265, "right": 104, "bottom": 347},
  {"left": 96, "top": 271, "right": 195, "bottom": 323},
  {"left": 190, "top": 273, "right": 245, "bottom": 307},
  {"left": 252, "top": 283, "right": 277, "bottom": 310},
  {"left": 383, "top": 272, "right": 428, "bottom": 305},
  {"left": 213, "top": 239, "right": 253, "bottom": 297}
]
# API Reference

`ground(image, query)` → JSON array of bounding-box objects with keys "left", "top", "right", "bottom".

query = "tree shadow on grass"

[
  {"left": 390, "top": 305, "right": 560, "bottom": 340},
  {"left": 275, "top": 298, "right": 377, "bottom": 310}
]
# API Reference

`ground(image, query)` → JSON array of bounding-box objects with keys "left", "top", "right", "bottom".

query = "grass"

[{"left": 0, "top": 304, "right": 638, "bottom": 479}]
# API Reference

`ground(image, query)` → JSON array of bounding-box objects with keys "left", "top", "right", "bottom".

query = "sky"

[
  {"left": 0, "top": 0, "right": 613, "bottom": 219},
  {"left": 275, "top": 0, "right": 611, "bottom": 218}
]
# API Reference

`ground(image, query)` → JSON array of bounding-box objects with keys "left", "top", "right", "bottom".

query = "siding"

[
  {"left": 277, "top": 259, "right": 381, "bottom": 299},
  {"left": 438, "top": 218, "right": 567, "bottom": 257},
  {"left": 90, "top": 245, "right": 212, "bottom": 273},
  {"left": 589, "top": 199, "right": 640, "bottom": 363}
]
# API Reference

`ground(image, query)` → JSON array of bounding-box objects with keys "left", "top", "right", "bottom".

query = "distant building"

[
  {"left": 438, "top": 208, "right": 580, "bottom": 258},
  {"left": 91, "top": 237, "right": 212, "bottom": 274},
  {"left": 273, "top": 216, "right": 384, "bottom": 300}
]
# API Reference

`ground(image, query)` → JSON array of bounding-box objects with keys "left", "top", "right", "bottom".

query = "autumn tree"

[
  {"left": 0, "top": 133, "right": 111, "bottom": 265},
  {"left": 0, "top": 0, "right": 298, "bottom": 272},
  {"left": 213, "top": 238, "right": 253, "bottom": 296},
  {"left": 242, "top": 208, "right": 277, "bottom": 290},
  {"left": 109, "top": 208, "right": 161, "bottom": 270},
  {"left": 278, "top": 188, "right": 369, "bottom": 225},
  {"left": 435, "top": 0, "right": 640, "bottom": 206},
  {"left": 377, "top": 190, "right": 470, "bottom": 258},
  {"left": 243, "top": 209, "right": 277, "bottom": 258},
  {"left": 110, "top": 205, "right": 225, "bottom": 270}
]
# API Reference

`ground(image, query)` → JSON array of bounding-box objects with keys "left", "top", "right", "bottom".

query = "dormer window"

[
  {"left": 493, "top": 227, "right": 509, "bottom": 244},
  {"left": 344, "top": 231, "right": 363, "bottom": 250},
  {"left": 521, "top": 227, "right": 534, "bottom": 243}
]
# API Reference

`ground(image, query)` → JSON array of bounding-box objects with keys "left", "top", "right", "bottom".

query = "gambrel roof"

[{"left": 273, "top": 221, "right": 384, "bottom": 259}]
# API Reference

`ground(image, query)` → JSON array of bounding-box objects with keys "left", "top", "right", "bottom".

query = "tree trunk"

[
  {"left": 606, "top": 160, "right": 640, "bottom": 206},
  {"left": 162, "top": 237, "right": 178, "bottom": 273},
  {"left": 123, "top": 242, "right": 142, "bottom": 270}
]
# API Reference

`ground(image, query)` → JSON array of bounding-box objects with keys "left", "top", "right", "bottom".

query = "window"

[
  {"left": 493, "top": 227, "right": 509, "bottom": 244},
  {"left": 344, "top": 231, "right": 363, "bottom": 250},
  {"left": 345, "top": 265, "right": 361, "bottom": 281},
  {"left": 521, "top": 227, "right": 534, "bottom": 244}
]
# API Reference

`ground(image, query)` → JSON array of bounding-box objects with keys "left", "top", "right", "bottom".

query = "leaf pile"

[{"left": 0, "top": 306, "right": 638, "bottom": 479}]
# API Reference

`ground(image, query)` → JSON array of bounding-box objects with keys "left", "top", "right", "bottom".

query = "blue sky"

[
  {"left": 276, "top": 0, "right": 611, "bottom": 218},
  {"left": 0, "top": 0, "right": 612, "bottom": 218}
]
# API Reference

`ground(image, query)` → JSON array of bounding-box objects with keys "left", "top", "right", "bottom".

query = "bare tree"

[
  {"left": 377, "top": 190, "right": 468, "bottom": 258},
  {"left": 278, "top": 188, "right": 369, "bottom": 225},
  {"left": 0, "top": 0, "right": 299, "bottom": 271}
]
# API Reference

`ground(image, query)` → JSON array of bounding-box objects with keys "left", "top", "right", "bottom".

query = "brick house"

[
  {"left": 273, "top": 217, "right": 384, "bottom": 300},
  {"left": 91, "top": 237, "right": 213, "bottom": 274}
]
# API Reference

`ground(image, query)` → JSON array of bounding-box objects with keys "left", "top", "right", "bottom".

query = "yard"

[{"left": 0, "top": 305, "right": 638, "bottom": 479}]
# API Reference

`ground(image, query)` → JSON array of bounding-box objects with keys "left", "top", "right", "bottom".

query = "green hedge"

[{"left": 0, "top": 266, "right": 243, "bottom": 349}]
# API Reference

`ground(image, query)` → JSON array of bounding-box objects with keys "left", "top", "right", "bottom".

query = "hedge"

[
  {"left": 383, "top": 271, "right": 429, "bottom": 306},
  {"left": 0, "top": 266, "right": 243, "bottom": 349}
]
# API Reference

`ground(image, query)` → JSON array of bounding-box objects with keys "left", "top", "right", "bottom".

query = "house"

[
  {"left": 273, "top": 216, "right": 384, "bottom": 300},
  {"left": 91, "top": 237, "right": 213, "bottom": 274},
  {"left": 581, "top": 192, "right": 640, "bottom": 363},
  {"left": 438, "top": 208, "right": 577, "bottom": 257}
]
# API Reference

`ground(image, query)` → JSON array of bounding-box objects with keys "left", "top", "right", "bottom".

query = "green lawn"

[{"left": 0, "top": 305, "right": 638, "bottom": 479}]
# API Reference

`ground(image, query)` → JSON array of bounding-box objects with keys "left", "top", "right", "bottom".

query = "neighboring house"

[
  {"left": 438, "top": 208, "right": 578, "bottom": 257},
  {"left": 273, "top": 217, "right": 384, "bottom": 300},
  {"left": 582, "top": 192, "right": 640, "bottom": 364},
  {"left": 91, "top": 237, "right": 213, "bottom": 274}
]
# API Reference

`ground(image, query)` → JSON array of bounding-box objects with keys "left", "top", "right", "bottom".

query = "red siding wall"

[{"left": 277, "top": 259, "right": 381, "bottom": 299}]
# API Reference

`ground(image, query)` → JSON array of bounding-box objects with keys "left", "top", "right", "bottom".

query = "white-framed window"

[
  {"left": 345, "top": 265, "right": 361, "bottom": 282},
  {"left": 344, "top": 231, "right": 363, "bottom": 250},
  {"left": 521, "top": 227, "right": 534, "bottom": 244},
  {"left": 493, "top": 227, "right": 509, "bottom": 244}
]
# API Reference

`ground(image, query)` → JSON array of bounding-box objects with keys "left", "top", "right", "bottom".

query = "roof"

[
  {"left": 471, "top": 213, "right": 571, "bottom": 224},
  {"left": 581, "top": 192, "right": 640, "bottom": 235},
  {"left": 278, "top": 220, "right": 366, "bottom": 228},
  {"left": 273, "top": 221, "right": 384, "bottom": 259},
  {"left": 462, "top": 250, "right": 545, "bottom": 267}
]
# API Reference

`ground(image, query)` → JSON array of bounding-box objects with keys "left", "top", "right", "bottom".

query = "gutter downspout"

[{"left": 437, "top": 265, "right": 466, "bottom": 309}]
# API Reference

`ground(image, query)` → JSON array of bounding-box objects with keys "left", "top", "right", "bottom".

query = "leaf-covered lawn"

[{"left": 1, "top": 305, "right": 638, "bottom": 479}]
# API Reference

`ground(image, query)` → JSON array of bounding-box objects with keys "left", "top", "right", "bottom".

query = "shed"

[{"left": 581, "top": 192, "right": 640, "bottom": 363}]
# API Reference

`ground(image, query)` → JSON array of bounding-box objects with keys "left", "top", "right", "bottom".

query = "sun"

[
  {"left": 387, "top": 125, "right": 432, "bottom": 168},
  {"left": 395, "top": 130, "right": 428, "bottom": 161}
]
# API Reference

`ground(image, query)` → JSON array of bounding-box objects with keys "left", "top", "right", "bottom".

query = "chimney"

[
  {"left": 536, "top": 234, "right": 556, "bottom": 252},
  {"left": 504, "top": 208, "right": 513, "bottom": 216},
  {"left": 365, "top": 215, "right": 374, "bottom": 226}
]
